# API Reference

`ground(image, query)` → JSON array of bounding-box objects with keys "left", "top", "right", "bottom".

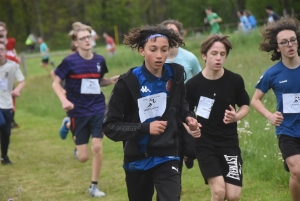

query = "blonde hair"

[{"left": 68, "top": 22, "right": 92, "bottom": 41}]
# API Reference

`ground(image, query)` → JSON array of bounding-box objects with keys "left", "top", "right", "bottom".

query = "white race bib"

[
  {"left": 80, "top": 79, "right": 101, "bottom": 94},
  {"left": 282, "top": 93, "right": 300, "bottom": 113},
  {"left": 0, "top": 78, "right": 8, "bottom": 91},
  {"left": 196, "top": 96, "right": 215, "bottom": 119},
  {"left": 138, "top": 92, "right": 167, "bottom": 123}
]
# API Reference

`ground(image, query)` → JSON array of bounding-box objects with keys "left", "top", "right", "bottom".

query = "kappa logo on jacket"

[{"left": 141, "top": 86, "right": 151, "bottom": 93}]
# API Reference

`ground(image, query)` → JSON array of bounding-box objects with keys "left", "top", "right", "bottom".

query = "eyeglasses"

[
  {"left": 77, "top": 35, "right": 92, "bottom": 41},
  {"left": 278, "top": 38, "right": 298, "bottom": 47}
]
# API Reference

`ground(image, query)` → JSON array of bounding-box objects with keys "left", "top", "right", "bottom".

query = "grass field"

[{"left": 0, "top": 30, "right": 293, "bottom": 201}]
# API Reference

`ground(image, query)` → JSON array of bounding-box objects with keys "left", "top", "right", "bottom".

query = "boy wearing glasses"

[
  {"left": 251, "top": 18, "right": 300, "bottom": 201},
  {"left": 52, "top": 22, "right": 118, "bottom": 198}
]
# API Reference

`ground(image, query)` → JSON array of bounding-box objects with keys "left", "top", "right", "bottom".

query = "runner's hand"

[
  {"left": 223, "top": 105, "right": 238, "bottom": 124},
  {"left": 110, "top": 75, "right": 119, "bottom": 84},
  {"left": 186, "top": 116, "right": 200, "bottom": 131},
  {"left": 62, "top": 99, "right": 74, "bottom": 112},
  {"left": 11, "top": 89, "right": 20, "bottom": 97},
  {"left": 150, "top": 121, "right": 167, "bottom": 135},
  {"left": 267, "top": 111, "right": 284, "bottom": 126}
]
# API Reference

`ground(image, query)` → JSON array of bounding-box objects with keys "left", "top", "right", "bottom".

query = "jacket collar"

[{"left": 141, "top": 62, "right": 169, "bottom": 82}]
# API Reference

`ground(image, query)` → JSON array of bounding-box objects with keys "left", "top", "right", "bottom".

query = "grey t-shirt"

[{"left": 0, "top": 60, "right": 25, "bottom": 109}]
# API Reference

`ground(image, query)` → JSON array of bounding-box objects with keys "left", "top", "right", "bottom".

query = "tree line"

[{"left": 0, "top": 0, "right": 298, "bottom": 51}]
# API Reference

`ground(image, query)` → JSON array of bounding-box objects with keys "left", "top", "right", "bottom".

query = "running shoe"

[
  {"left": 59, "top": 117, "right": 70, "bottom": 140},
  {"left": 1, "top": 156, "right": 12, "bottom": 165},
  {"left": 89, "top": 184, "right": 106, "bottom": 197},
  {"left": 50, "top": 61, "right": 55, "bottom": 68}
]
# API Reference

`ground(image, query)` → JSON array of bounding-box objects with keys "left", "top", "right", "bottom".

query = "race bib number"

[
  {"left": 138, "top": 92, "right": 167, "bottom": 123},
  {"left": 196, "top": 96, "right": 215, "bottom": 119},
  {"left": 80, "top": 79, "right": 101, "bottom": 94},
  {"left": 282, "top": 93, "right": 300, "bottom": 113},
  {"left": 0, "top": 78, "right": 8, "bottom": 91}
]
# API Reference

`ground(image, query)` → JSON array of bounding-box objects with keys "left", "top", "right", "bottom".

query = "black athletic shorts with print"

[
  {"left": 196, "top": 143, "right": 243, "bottom": 187},
  {"left": 70, "top": 114, "right": 104, "bottom": 145},
  {"left": 278, "top": 134, "right": 300, "bottom": 159}
]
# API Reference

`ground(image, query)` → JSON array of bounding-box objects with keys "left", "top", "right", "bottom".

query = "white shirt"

[{"left": 0, "top": 60, "right": 24, "bottom": 109}]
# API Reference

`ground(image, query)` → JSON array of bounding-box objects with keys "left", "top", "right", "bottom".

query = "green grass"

[{"left": 0, "top": 30, "right": 292, "bottom": 200}]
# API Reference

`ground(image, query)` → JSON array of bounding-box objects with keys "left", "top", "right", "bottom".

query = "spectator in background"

[
  {"left": 237, "top": 10, "right": 251, "bottom": 33},
  {"left": 25, "top": 32, "right": 37, "bottom": 53},
  {"left": 265, "top": 5, "right": 280, "bottom": 23},
  {"left": 244, "top": 10, "right": 257, "bottom": 29},
  {"left": 86, "top": 22, "right": 99, "bottom": 52},
  {"left": 204, "top": 7, "right": 222, "bottom": 34},
  {"left": 103, "top": 32, "right": 116, "bottom": 56},
  {"left": 38, "top": 37, "right": 54, "bottom": 74},
  {"left": 0, "top": 22, "right": 19, "bottom": 63}
]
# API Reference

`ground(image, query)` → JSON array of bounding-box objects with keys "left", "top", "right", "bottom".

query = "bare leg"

[
  {"left": 208, "top": 176, "right": 226, "bottom": 201},
  {"left": 286, "top": 155, "right": 300, "bottom": 201},
  {"left": 76, "top": 144, "right": 89, "bottom": 162},
  {"left": 225, "top": 183, "right": 241, "bottom": 201},
  {"left": 91, "top": 138, "right": 103, "bottom": 182}
]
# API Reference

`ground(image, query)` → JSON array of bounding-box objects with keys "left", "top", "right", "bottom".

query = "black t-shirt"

[{"left": 185, "top": 68, "right": 249, "bottom": 147}]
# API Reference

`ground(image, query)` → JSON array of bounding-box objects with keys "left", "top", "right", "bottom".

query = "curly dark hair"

[
  {"left": 260, "top": 17, "right": 300, "bottom": 61},
  {"left": 123, "top": 25, "right": 184, "bottom": 50}
]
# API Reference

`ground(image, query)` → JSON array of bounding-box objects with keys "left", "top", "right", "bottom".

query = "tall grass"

[{"left": 0, "top": 31, "right": 291, "bottom": 200}]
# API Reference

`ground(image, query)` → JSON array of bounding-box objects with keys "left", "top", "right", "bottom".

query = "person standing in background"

[
  {"left": 237, "top": 10, "right": 251, "bottom": 33},
  {"left": 244, "top": 10, "right": 257, "bottom": 29},
  {"left": 204, "top": 7, "right": 222, "bottom": 34},
  {"left": 25, "top": 32, "right": 37, "bottom": 53},
  {"left": 86, "top": 23, "right": 99, "bottom": 52},
  {"left": 265, "top": 5, "right": 280, "bottom": 23},
  {"left": 103, "top": 32, "right": 116, "bottom": 56}
]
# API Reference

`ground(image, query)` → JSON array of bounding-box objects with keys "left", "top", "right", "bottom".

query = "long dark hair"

[{"left": 260, "top": 17, "right": 300, "bottom": 61}]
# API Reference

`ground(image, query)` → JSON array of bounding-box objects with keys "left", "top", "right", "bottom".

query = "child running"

[
  {"left": 52, "top": 22, "right": 118, "bottom": 198},
  {"left": 102, "top": 25, "right": 200, "bottom": 201}
]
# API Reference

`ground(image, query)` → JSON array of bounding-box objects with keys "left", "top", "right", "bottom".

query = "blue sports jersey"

[
  {"left": 55, "top": 52, "right": 108, "bottom": 117},
  {"left": 255, "top": 60, "right": 300, "bottom": 138},
  {"left": 123, "top": 64, "right": 179, "bottom": 171}
]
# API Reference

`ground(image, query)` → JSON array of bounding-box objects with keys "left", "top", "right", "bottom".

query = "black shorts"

[
  {"left": 278, "top": 134, "right": 300, "bottom": 159},
  {"left": 196, "top": 143, "right": 243, "bottom": 187},
  {"left": 70, "top": 114, "right": 104, "bottom": 145},
  {"left": 41, "top": 58, "right": 49, "bottom": 64},
  {"left": 125, "top": 160, "right": 180, "bottom": 201}
]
